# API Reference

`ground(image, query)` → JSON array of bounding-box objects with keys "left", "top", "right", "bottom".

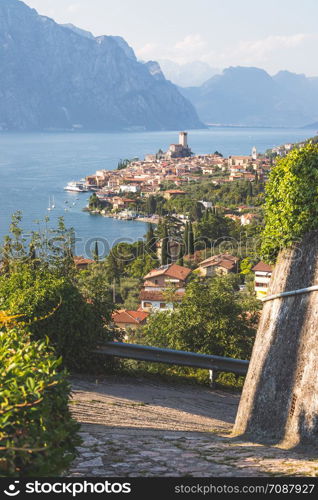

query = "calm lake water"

[{"left": 0, "top": 127, "right": 316, "bottom": 257}]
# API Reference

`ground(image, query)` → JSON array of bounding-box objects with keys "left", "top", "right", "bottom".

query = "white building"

[
  {"left": 179, "top": 131, "right": 188, "bottom": 148},
  {"left": 252, "top": 146, "right": 257, "bottom": 160},
  {"left": 199, "top": 201, "right": 213, "bottom": 209},
  {"left": 120, "top": 184, "right": 140, "bottom": 193},
  {"left": 252, "top": 261, "right": 273, "bottom": 299}
]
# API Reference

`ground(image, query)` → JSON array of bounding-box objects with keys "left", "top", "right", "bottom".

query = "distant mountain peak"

[{"left": 0, "top": 0, "right": 203, "bottom": 131}]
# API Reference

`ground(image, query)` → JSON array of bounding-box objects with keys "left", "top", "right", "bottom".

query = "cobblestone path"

[{"left": 67, "top": 375, "right": 318, "bottom": 477}]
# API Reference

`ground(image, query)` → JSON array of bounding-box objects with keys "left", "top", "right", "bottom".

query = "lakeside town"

[
  {"left": 67, "top": 131, "right": 303, "bottom": 333},
  {"left": 82, "top": 131, "right": 270, "bottom": 222},
  {"left": 77, "top": 131, "right": 304, "bottom": 220}
]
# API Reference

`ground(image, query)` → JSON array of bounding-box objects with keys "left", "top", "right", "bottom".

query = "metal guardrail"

[{"left": 95, "top": 342, "right": 249, "bottom": 376}]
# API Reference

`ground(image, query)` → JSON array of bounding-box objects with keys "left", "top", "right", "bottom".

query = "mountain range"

[
  {"left": 180, "top": 67, "right": 318, "bottom": 128},
  {"left": 158, "top": 60, "right": 220, "bottom": 88},
  {"left": 0, "top": 0, "right": 203, "bottom": 132}
]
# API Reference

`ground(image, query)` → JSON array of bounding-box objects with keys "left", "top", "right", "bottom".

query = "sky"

[{"left": 23, "top": 0, "right": 318, "bottom": 76}]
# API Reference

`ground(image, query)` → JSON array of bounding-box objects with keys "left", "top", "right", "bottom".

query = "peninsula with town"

[
  {"left": 82, "top": 130, "right": 297, "bottom": 222},
  {"left": 68, "top": 132, "right": 313, "bottom": 332}
]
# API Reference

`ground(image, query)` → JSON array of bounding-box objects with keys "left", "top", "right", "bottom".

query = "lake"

[{"left": 0, "top": 127, "right": 316, "bottom": 257}]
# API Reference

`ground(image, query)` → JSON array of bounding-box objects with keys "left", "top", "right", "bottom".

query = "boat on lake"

[{"left": 64, "top": 181, "right": 88, "bottom": 192}]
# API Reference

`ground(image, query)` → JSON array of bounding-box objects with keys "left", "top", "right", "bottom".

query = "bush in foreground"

[
  {"left": 0, "top": 266, "right": 115, "bottom": 371},
  {"left": 0, "top": 326, "right": 80, "bottom": 477}
]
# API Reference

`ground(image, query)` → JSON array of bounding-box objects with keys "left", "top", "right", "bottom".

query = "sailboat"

[{"left": 47, "top": 196, "right": 55, "bottom": 211}]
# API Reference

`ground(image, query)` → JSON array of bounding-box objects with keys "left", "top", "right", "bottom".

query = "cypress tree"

[
  {"left": 188, "top": 222, "right": 195, "bottom": 256},
  {"left": 176, "top": 242, "right": 184, "bottom": 266},
  {"left": 93, "top": 241, "right": 99, "bottom": 262},
  {"left": 184, "top": 222, "right": 189, "bottom": 255},
  {"left": 29, "top": 243, "right": 37, "bottom": 261},
  {"left": 195, "top": 202, "right": 203, "bottom": 221},
  {"left": 146, "top": 223, "right": 156, "bottom": 254},
  {"left": 161, "top": 223, "right": 169, "bottom": 265},
  {"left": 107, "top": 252, "right": 120, "bottom": 282}
]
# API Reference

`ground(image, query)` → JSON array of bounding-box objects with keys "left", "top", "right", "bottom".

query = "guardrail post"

[{"left": 209, "top": 369, "right": 218, "bottom": 388}]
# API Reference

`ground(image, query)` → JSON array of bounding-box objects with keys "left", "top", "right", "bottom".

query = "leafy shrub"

[
  {"left": 0, "top": 265, "right": 115, "bottom": 371},
  {"left": 262, "top": 143, "right": 318, "bottom": 262},
  {"left": 0, "top": 326, "right": 80, "bottom": 477},
  {"left": 142, "top": 275, "right": 257, "bottom": 360}
]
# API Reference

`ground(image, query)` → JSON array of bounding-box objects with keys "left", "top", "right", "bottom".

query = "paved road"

[{"left": 68, "top": 375, "right": 318, "bottom": 477}]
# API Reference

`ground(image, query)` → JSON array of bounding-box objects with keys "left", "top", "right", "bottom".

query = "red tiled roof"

[
  {"left": 252, "top": 261, "right": 273, "bottom": 273},
  {"left": 112, "top": 310, "right": 149, "bottom": 325},
  {"left": 165, "top": 190, "right": 186, "bottom": 194},
  {"left": 218, "top": 259, "right": 237, "bottom": 270},
  {"left": 144, "top": 263, "right": 191, "bottom": 281},
  {"left": 74, "top": 256, "right": 95, "bottom": 266},
  {"left": 199, "top": 254, "right": 239, "bottom": 268}
]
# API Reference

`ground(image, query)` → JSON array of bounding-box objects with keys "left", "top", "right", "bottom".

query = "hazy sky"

[{"left": 23, "top": 0, "right": 318, "bottom": 75}]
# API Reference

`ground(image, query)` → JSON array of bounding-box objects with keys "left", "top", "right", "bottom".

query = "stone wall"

[{"left": 233, "top": 230, "right": 318, "bottom": 447}]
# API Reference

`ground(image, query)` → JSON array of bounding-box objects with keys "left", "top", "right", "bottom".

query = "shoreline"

[{"left": 85, "top": 209, "right": 159, "bottom": 225}]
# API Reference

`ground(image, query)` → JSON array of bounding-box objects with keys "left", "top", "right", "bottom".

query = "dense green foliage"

[
  {"left": 117, "top": 159, "right": 133, "bottom": 170},
  {"left": 142, "top": 276, "right": 258, "bottom": 360},
  {"left": 0, "top": 326, "right": 80, "bottom": 477},
  {"left": 88, "top": 193, "right": 103, "bottom": 211},
  {"left": 0, "top": 266, "right": 114, "bottom": 371},
  {"left": 0, "top": 214, "right": 117, "bottom": 371},
  {"left": 160, "top": 179, "right": 265, "bottom": 218},
  {"left": 262, "top": 143, "right": 318, "bottom": 261}
]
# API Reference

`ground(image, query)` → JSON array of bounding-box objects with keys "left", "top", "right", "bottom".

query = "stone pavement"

[{"left": 67, "top": 375, "right": 318, "bottom": 477}]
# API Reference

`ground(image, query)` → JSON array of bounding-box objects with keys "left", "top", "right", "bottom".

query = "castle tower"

[
  {"left": 252, "top": 146, "right": 257, "bottom": 160},
  {"left": 179, "top": 132, "right": 188, "bottom": 148},
  {"left": 233, "top": 230, "right": 318, "bottom": 447}
]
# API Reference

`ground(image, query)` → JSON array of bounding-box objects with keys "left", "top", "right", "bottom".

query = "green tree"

[
  {"left": 128, "top": 254, "right": 159, "bottom": 280},
  {"left": 0, "top": 265, "right": 114, "bottom": 371},
  {"left": 93, "top": 241, "right": 99, "bottom": 262},
  {"left": 145, "top": 223, "right": 157, "bottom": 254},
  {"left": 88, "top": 193, "right": 102, "bottom": 211},
  {"left": 190, "top": 202, "right": 203, "bottom": 221},
  {"left": 240, "top": 257, "right": 254, "bottom": 275},
  {"left": 146, "top": 196, "right": 157, "bottom": 215},
  {"left": 119, "top": 277, "right": 142, "bottom": 310},
  {"left": 0, "top": 213, "right": 75, "bottom": 278},
  {"left": 117, "top": 159, "right": 131, "bottom": 170},
  {"left": 188, "top": 221, "right": 195, "bottom": 256},
  {"left": 105, "top": 252, "right": 121, "bottom": 283},
  {"left": 76, "top": 262, "right": 114, "bottom": 322},
  {"left": 143, "top": 276, "right": 256, "bottom": 360},
  {"left": 0, "top": 325, "right": 80, "bottom": 477},
  {"left": 195, "top": 213, "right": 234, "bottom": 242},
  {"left": 184, "top": 222, "right": 189, "bottom": 254},
  {"left": 261, "top": 143, "right": 318, "bottom": 262},
  {"left": 161, "top": 223, "right": 169, "bottom": 265},
  {"left": 176, "top": 242, "right": 184, "bottom": 266}
]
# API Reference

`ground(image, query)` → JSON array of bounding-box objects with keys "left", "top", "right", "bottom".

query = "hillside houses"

[
  {"left": 196, "top": 254, "right": 240, "bottom": 278},
  {"left": 252, "top": 261, "right": 273, "bottom": 299},
  {"left": 140, "top": 263, "right": 192, "bottom": 312},
  {"left": 112, "top": 310, "right": 149, "bottom": 331}
]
